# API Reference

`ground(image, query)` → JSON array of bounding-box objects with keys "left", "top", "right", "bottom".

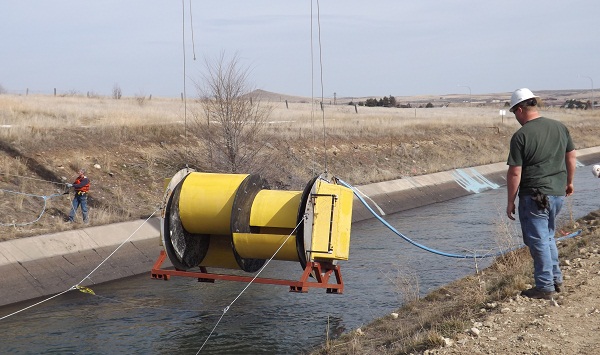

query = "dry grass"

[
  {"left": 310, "top": 222, "right": 597, "bottom": 355},
  {"left": 0, "top": 94, "right": 184, "bottom": 127},
  {"left": 2, "top": 92, "right": 600, "bottom": 352},
  {"left": 309, "top": 203, "right": 595, "bottom": 355},
  {"left": 385, "top": 261, "right": 422, "bottom": 306},
  {"left": 1, "top": 93, "right": 600, "bottom": 241},
  {"left": 322, "top": 196, "right": 600, "bottom": 355}
]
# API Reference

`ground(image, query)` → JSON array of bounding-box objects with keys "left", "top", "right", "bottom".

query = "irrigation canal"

[{"left": 2, "top": 164, "right": 599, "bottom": 354}]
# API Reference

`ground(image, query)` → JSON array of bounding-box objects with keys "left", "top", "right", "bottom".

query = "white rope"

[
  {"left": 309, "top": 0, "right": 329, "bottom": 175},
  {"left": 196, "top": 215, "right": 307, "bottom": 354},
  {"left": 351, "top": 186, "right": 386, "bottom": 216},
  {"left": 188, "top": 0, "right": 197, "bottom": 60},
  {"left": 0, "top": 287, "right": 75, "bottom": 321},
  {"left": 310, "top": 1, "right": 317, "bottom": 176},
  {"left": 182, "top": 0, "right": 188, "bottom": 165},
  {"left": 76, "top": 209, "right": 159, "bottom": 285},
  {"left": 0, "top": 209, "right": 159, "bottom": 321},
  {"left": 0, "top": 188, "right": 67, "bottom": 227},
  {"left": 315, "top": 0, "right": 328, "bottom": 173}
]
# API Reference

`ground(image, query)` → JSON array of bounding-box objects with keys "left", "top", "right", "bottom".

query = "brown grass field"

[
  {"left": 1, "top": 90, "right": 600, "bottom": 353},
  {"left": 1, "top": 90, "right": 599, "bottom": 240}
]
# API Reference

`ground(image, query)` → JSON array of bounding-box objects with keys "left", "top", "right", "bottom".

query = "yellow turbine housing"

[{"left": 160, "top": 170, "right": 353, "bottom": 273}]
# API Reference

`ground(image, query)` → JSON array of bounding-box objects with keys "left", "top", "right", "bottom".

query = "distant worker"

[
  {"left": 67, "top": 168, "right": 90, "bottom": 223},
  {"left": 506, "top": 88, "right": 576, "bottom": 300}
]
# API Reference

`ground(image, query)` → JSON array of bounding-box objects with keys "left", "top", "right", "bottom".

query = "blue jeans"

[
  {"left": 69, "top": 193, "right": 89, "bottom": 223},
  {"left": 518, "top": 194, "right": 563, "bottom": 292}
]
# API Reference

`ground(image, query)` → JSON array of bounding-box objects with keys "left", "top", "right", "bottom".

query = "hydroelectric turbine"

[{"left": 151, "top": 169, "right": 354, "bottom": 293}]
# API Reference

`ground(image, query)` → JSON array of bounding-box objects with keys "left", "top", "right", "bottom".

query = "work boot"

[
  {"left": 554, "top": 282, "right": 563, "bottom": 293},
  {"left": 521, "top": 287, "right": 555, "bottom": 300}
]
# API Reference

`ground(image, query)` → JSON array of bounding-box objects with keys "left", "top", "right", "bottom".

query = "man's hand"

[
  {"left": 506, "top": 201, "right": 516, "bottom": 220},
  {"left": 506, "top": 165, "right": 521, "bottom": 221},
  {"left": 67, "top": 183, "right": 73, "bottom": 188},
  {"left": 566, "top": 183, "right": 574, "bottom": 196}
]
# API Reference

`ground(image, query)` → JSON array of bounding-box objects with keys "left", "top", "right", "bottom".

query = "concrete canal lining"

[{"left": 2, "top": 146, "right": 600, "bottom": 307}]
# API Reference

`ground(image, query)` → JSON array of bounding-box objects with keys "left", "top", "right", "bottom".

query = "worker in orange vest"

[{"left": 67, "top": 168, "right": 90, "bottom": 223}]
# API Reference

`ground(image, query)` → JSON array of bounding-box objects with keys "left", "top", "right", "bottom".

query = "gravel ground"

[{"left": 430, "top": 228, "right": 600, "bottom": 355}]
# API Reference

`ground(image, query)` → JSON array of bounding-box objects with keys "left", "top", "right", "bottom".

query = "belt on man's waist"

[{"left": 76, "top": 191, "right": 87, "bottom": 195}]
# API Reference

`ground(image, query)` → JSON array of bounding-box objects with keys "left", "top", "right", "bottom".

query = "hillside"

[
  {"left": 1, "top": 90, "right": 599, "bottom": 242},
  {"left": 2, "top": 91, "right": 600, "bottom": 354}
]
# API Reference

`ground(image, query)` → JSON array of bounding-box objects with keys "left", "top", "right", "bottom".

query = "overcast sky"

[{"left": 1, "top": 1, "right": 598, "bottom": 99}]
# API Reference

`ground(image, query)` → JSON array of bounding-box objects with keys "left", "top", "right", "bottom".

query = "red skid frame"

[{"left": 151, "top": 250, "right": 344, "bottom": 294}]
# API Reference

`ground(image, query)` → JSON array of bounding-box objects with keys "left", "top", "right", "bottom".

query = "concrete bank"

[
  {"left": 2, "top": 147, "right": 600, "bottom": 307},
  {"left": 352, "top": 146, "right": 600, "bottom": 222},
  {"left": 0, "top": 218, "right": 167, "bottom": 307}
]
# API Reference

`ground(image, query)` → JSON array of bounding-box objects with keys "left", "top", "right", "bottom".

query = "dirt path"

[{"left": 431, "top": 235, "right": 600, "bottom": 354}]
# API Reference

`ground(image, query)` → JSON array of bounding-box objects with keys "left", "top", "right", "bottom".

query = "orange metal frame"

[{"left": 151, "top": 250, "right": 344, "bottom": 294}]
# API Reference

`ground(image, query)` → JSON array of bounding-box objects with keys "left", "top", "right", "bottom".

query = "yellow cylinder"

[
  {"left": 250, "top": 190, "right": 302, "bottom": 228},
  {"left": 233, "top": 233, "right": 299, "bottom": 261},
  {"left": 179, "top": 172, "right": 248, "bottom": 235},
  {"left": 199, "top": 235, "right": 241, "bottom": 269},
  {"left": 162, "top": 169, "right": 353, "bottom": 273}
]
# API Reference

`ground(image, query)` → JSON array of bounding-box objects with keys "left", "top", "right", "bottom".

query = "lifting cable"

[
  {"left": 175, "top": 3, "right": 327, "bottom": 352},
  {"left": 181, "top": 0, "right": 190, "bottom": 167},
  {"left": 310, "top": 0, "right": 328, "bottom": 175},
  {"left": 337, "top": 178, "right": 583, "bottom": 259},
  {"left": 199, "top": 3, "right": 329, "bottom": 351}
]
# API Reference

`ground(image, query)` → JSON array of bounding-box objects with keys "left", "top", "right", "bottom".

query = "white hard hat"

[
  {"left": 509, "top": 88, "right": 539, "bottom": 112},
  {"left": 593, "top": 165, "right": 600, "bottom": 178}
]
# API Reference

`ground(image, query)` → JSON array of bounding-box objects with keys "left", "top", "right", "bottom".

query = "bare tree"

[
  {"left": 112, "top": 84, "right": 122, "bottom": 100},
  {"left": 193, "top": 52, "right": 273, "bottom": 173}
]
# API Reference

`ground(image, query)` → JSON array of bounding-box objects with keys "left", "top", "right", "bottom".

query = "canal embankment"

[{"left": 2, "top": 146, "right": 599, "bottom": 307}]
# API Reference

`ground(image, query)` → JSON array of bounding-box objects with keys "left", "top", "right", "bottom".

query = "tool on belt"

[{"left": 531, "top": 188, "right": 549, "bottom": 210}]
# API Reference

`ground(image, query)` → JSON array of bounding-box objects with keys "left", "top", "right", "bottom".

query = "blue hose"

[{"left": 337, "top": 178, "right": 582, "bottom": 259}]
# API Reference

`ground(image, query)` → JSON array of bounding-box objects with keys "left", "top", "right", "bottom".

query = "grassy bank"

[
  {"left": 309, "top": 210, "right": 598, "bottom": 354},
  {"left": 1, "top": 93, "right": 600, "bottom": 352},
  {"left": 1, "top": 93, "right": 599, "bottom": 243}
]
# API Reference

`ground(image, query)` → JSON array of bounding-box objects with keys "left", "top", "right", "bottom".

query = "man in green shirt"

[{"left": 506, "top": 88, "right": 576, "bottom": 300}]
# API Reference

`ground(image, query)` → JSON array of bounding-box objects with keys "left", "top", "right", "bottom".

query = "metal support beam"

[{"left": 151, "top": 250, "right": 344, "bottom": 294}]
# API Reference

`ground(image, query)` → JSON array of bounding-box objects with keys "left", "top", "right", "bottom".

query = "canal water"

[{"left": 2, "top": 165, "right": 599, "bottom": 354}]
